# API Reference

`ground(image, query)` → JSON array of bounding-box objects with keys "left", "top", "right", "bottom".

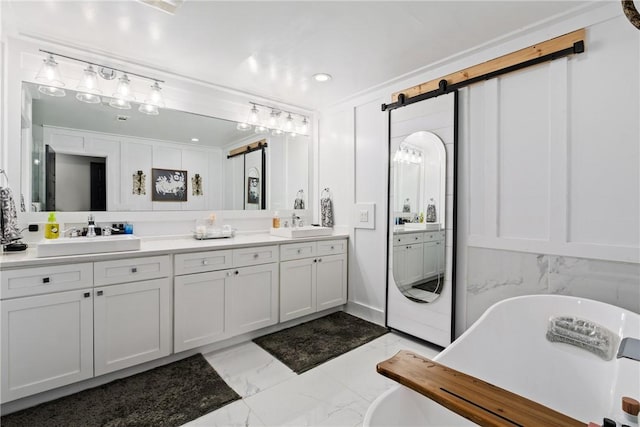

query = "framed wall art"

[{"left": 152, "top": 168, "right": 187, "bottom": 202}]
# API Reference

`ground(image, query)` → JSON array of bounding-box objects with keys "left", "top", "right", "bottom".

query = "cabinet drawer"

[
  {"left": 280, "top": 242, "right": 316, "bottom": 261},
  {"left": 232, "top": 245, "right": 279, "bottom": 267},
  {"left": 1, "top": 263, "right": 93, "bottom": 299},
  {"left": 424, "top": 231, "right": 445, "bottom": 242},
  {"left": 317, "top": 239, "right": 347, "bottom": 256},
  {"left": 94, "top": 255, "right": 171, "bottom": 286},
  {"left": 174, "top": 250, "right": 233, "bottom": 276},
  {"left": 393, "top": 233, "right": 424, "bottom": 246}
]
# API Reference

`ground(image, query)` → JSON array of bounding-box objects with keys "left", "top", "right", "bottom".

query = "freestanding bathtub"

[{"left": 364, "top": 295, "right": 640, "bottom": 426}]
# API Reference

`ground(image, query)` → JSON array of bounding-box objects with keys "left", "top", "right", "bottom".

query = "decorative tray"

[{"left": 193, "top": 229, "right": 235, "bottom": 240}]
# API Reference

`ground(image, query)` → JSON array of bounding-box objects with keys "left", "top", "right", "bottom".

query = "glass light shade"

[
  {"left": 108, "top": 97, "right": 132, "bottom": 110},
  {"left": 299, "top": 117, "right": 309, "bottom": 134},
  {"left": 113, "top": 74, "right": 135, "bottom": 101},
  {"left": 35, "top": 55, "right": 65, "bottom": 86},
  {"left": 254, "top": 125, "right": 268, "bottom": 134},
  {"left": 268, "top": 110, "right": 279, "bottom": 128},
  {"left": 144, "top": 82, "right": 165, "bottom": 108},
  {"left": 38, "top": 85, "right": 66, "bottom": 97},
  {"left": 76, "top": 65, "right": 102, "bottom": 95},
  {"left": 284, "top": 113, "right": 294, "bottom": 131},
  {"left": 236, "top": 122, "right": 251, "bottom": 131},
  {"left": 138, "top": 103, "right": 159, "bottom": 115},
  {"left": 249, "top": 105, "right": 260, "bottom": 124},
  {"left": 271, "top": 128, "right": 283, "bottom": 136},
  {"left": 76, "top": 92, "right": 101, "bottom": 104}
]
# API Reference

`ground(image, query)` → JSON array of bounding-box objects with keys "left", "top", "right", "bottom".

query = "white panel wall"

[{"left": 319, "top": 5, "right": 640, "bottom": 332}]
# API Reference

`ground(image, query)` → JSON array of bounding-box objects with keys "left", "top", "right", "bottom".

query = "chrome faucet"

[
  {"left": 87, "top": 214, "right": 96, "bottom": 237},
  {"left": 618, "top": 337, "right": 640, "bottom": 362}
]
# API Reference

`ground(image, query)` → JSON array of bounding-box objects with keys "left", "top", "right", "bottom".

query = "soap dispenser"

[
  {"left": 44, "top": 212, "right": 59, "bottom": 239},
  {"left": 272, "top": 211, "right": 280, "bottom": 229}
]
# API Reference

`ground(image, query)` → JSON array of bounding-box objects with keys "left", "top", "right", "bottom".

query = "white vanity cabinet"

[
  {"left": 93, "top": 256, "right": 172, "bottom": 376},
  {"left": 393, "top": 231, "right": 445, "bottom": 286},
  {"left": 1, "top": 287, "right": 94, "bottom": 403},
  {"left": 174, "top": 245, "right": 279, "bottom": 352},
  {"left": 280, "top": 239, "right": 347, "bottom": 322}
]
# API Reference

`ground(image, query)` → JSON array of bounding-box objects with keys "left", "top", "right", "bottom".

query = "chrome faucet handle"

[{"left": 101, "top": 226, "right": 119, "bottom": 236}]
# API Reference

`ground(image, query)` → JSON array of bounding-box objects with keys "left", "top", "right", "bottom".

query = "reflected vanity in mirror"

[
  {"left": 392, "top": 131, "right": 446, "bottom": 304},
  {"left": 386, "top": 91, "right": 457, "bottom": 348},
  {"left": 21, "top": 82, "right": 309, "bottom": 213}
]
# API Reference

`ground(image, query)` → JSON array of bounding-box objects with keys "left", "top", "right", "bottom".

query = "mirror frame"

[{"left": 385, "top": 90, "right": 458, "bottom": 343}]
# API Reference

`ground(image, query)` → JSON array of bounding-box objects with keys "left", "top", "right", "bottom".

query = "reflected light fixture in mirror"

[
  {"left": 239, "top": 102, "right": 310, "bottom": 138},
  {"left": 35, "top": 54, "right": 65, "bottom": 97}
]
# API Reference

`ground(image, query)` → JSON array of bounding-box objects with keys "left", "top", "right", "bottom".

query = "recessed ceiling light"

[
  {"left": 312, "top": 73, "right": 332, "bottom": 82},
  {"left": 191, "top": 137, "right": 199, "bottom": 142}
]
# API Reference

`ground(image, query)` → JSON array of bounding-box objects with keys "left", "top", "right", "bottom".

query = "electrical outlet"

[{"left": 359, "top": 210, "right": 369, "bottom": 222}]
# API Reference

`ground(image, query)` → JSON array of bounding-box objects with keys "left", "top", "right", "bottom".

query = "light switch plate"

[{"left": 354, "top": 203, "right": 375, "bottom": 229}]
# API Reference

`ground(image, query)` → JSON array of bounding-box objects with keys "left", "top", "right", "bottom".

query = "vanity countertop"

[{"left": 0, "top": 231, "right": 349, "bottom": 269}]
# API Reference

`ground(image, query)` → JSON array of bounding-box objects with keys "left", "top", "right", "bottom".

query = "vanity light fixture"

[
  {"left": 34, "top": 50, "right": 166, "bottom": 115},
  {"left": 243, "top": 102, "right": 310, "bottom": 137},
  {"left": 394, "top": 145, "right": 423, "bottom": 165}
]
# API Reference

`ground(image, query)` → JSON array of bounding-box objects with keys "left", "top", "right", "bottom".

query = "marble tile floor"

[{"left": 185, "top": 331, "right": 440, "bottom": 427}]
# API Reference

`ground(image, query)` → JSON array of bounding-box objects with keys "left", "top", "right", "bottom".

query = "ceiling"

[{"left": 2, "top": 1, "right": 593, "bottom": 110}]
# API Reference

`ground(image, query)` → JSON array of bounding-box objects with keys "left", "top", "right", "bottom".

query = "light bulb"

[
  {"left": 35, "top": 55, "right": 64, "bottom": 86},
  {"left": 144, "top": 82, "right": 165, "bottom": 108},
  {"left": 38, "top": 85, "right": 66, "bottom": 97},
  {"left": 236, "top": 122, "right": 251, "bottom": 131},
  {"left": 113, "top": 74, "right": 135, "bottom": 101},
  {"left": 109, "top": 97, "right": 132, "bottom": 110},
  {"left": 76, "top": 93, "right": 101, "bottom": 104},
  {"left": 77, "top": 65, "right": 101, "bottom": 93},
  {"left": 268, "top": 109, "right": 279, "bottom": 128},
  {"left": 284, "top": 113, "right": 294, "bottom": 131},
  {"left": 272, "top": 128, "right": 283, "bottom": 135},
  {"left": 289, "top": 131, "right": 297, "bottom": 138},
  {"left": 249, "top": 105, "right": 260, "bottom": 124},
  {"left": 299, "top": 117, "right": 309, "bottom": 134}
]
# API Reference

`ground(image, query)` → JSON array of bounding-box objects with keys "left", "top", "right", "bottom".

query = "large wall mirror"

[
  {"left": 21, "top": 82, "right": 310, "bottom": 213},
  {"left": 386, "top": 91, "right": 457, "bottom": 347}
]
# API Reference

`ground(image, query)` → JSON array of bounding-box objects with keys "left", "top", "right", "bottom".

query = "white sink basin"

[
  {"left": 37, "top": 234, "right": 141, "bottom": 257},
  {"left": 270, "top": 226, "right": 333, "bottom": 238},
  {"left": 403, "top": 222, "right": 441, "bottom": 231}
]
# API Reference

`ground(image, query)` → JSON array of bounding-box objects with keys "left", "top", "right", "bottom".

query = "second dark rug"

[
  {"left": 1, "top": 354, "right": 240, "bottom": 427},
  {"left": 253, "top": 311, "right": 388, "bottom": 374}
]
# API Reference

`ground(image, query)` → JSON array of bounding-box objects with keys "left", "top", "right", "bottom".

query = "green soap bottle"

[{"left": 44, "top": 212, "right": 59, "bottom": 239}]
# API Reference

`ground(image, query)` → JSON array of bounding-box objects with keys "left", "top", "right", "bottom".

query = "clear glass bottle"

[{"left": 272, "top": 211, "right": 280, "bottom": 228}]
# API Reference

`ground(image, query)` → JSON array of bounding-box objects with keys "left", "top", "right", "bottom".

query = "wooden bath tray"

[{"left": 377, "top": 350, "right": 586, "bottom": 427}]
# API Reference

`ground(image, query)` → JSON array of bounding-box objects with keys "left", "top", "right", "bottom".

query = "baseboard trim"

[{"left": 345, "top": 301, "right": 385, "bottom": 326}]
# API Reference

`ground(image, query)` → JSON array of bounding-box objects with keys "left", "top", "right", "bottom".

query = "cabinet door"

[
  {"left": 174, "top": 270, "right": 227, "bottom": 352},
  {"left": 94, "top": 278, "right": 171, "bottom": 376},
  {"left": 280, "top": 258, "right": 316, "bottom": 322},
  {"left": 423, "top": 241, "right": 438, "bottom": 280},
  {"left": 393, "top": 245, "right": 408, "bottom": 286},
  {"left": 316, "top": 253, "right": 347, "bottom": 311},
  {"left": 1, "top": 289, "right": 93, "bottom": 403},
  {"left": 405, "top": 244, "right": 424, "bottom": 284},
  {"left": 225, "top": 263, "right": 278, "bottom": 336}
]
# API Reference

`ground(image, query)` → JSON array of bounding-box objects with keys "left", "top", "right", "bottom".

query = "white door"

[
  {"left": 94, "top": 278, "right": 171, "bottom": 376},
  {"left": 225, "top": 263, "right": 279, "bottom": 336},
  {"left": 1, "top": 289, "right": 93, "bottom": 403},
  {"left": 423, "top": 241, "right": 439, "bottom": 279},
  {"left": 174, "top": 270, "right": 227, "bottom": 352},
  {"left": 280, "top": 258, "right": 316, "bottom": 322},
  {"left": 405, "top": 244, "right": 424, "bottom": 284},
  {"left": 316, "top": 253, "right": 348, "bottom": 311}
]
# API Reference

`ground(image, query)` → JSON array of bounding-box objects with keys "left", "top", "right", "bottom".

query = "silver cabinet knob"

[
  {"left": 235, "top": 270, "right": 239, "bottom": 275},
  {"left": 313, "top": 259, "right": 317, "bottom": 263},
  {"left": 202, "top": 259, "right": 208, "bottom": 265},
  {"left": 97, "top": 290, "right": 104, "bottom": 296},
  {"left": 330, "top": 246, "right": 335, "bottom": 250},
  {"left": 318, "top": 258, "right": 322, "bottom": 262},
  {"left": 297, "top": 249, "right": 302, "bottom": 254},
  {"left": 83, "top": 292, "right": 91, "bottom": 298},
  {"left": 42, "top": 277, "right": 50, "bottom": 284},
  {"left": 253, "top": 253, "right": 259, "bottom": 259}
]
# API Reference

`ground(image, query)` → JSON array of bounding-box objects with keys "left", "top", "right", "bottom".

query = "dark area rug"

[
  {"left": 1, "top": 354, "right": 240, "bottom": 427},
  {"left": 253, "top": 311, "right": 388, "bottom": 374},
  {"left": 412, "top": 277, "right": 442, "bottom": 293}
]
